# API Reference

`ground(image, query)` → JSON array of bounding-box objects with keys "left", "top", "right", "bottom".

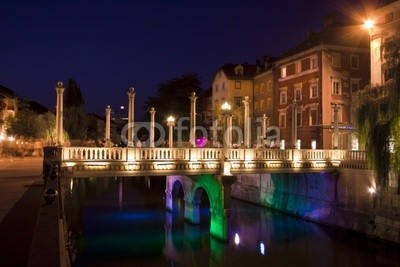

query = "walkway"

[{"left": 0, "top": 157, "right": 59, "bottom": 267}]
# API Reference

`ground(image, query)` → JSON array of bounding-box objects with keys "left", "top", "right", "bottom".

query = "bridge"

[
  {"left": 45, "top": 146, "right": 368, "bottom": 241},
  {"left": 57, "top": 147, "right": 367, "bottom": 177}
]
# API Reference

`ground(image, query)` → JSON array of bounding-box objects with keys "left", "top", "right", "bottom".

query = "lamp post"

[
  {"left": 167, "top": 116, "right": 175, "bottom": 148},
  {"left": 332, "top": 103, "right": 340, "bottom": 149},
  {"left": 189, "top": 92, "right": 198, "bottom": 147},
  {"left": 149, "top": 107, "right": 156, "bottom": 148},
  {"left": 127, "top": 87, "right": 136, "bottom": 147},
  {"left": 221, "top": 102, "right": 232, "bottom": 148},
  {"left": 55, "top": 81, "right": 64, "bottom": 146},
  {"left": 105, "top": 105, "right": 112, "bottom": 147}
]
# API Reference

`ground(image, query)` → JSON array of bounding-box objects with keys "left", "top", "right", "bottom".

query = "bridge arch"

[{"left": 165, "top": 174, "right": 236, "bottom": 241}]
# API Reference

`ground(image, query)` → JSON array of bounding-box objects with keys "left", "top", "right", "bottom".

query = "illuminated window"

[
  {"left": 310, "top": 84, "right": 318, "bottom": 98},
  {"left": 281, "top": 67, "right": 287, "bottom": 78},
  {"left": 311, "top": 56, "right": 318, "bottom": 69},
  {"left": 294, "top": 88, "right": 302, "bottom": 101},
  {"left": 332, "top": 79, "right": 342, "bottom": 95},
  {"left": 280, "top": 91, "right": 287, "bottom": 104}
]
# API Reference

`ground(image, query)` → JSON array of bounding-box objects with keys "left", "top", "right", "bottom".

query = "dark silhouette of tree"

[
  {"left": 143, "top": 73, "right": 207, "bottom": 142},
  {"left": 64, "top": 79, "right": 87, "bottom": 142}
]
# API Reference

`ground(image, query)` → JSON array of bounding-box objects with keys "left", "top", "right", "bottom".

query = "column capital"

[{"left": 127, "top": 87, "right": 136, "bottom": 97}]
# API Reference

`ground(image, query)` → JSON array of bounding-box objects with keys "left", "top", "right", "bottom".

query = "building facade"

[{"left": 366, "top": 0, "right": 400, "bottom": 86}]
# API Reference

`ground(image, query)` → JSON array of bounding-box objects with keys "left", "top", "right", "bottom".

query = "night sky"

[{"left": 0, "top": 0, "right": 374, "bottom": 119}]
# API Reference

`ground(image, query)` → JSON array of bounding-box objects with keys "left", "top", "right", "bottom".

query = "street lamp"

[
  {"left": 363, "top": 19, "right": 375, "bottom": 30},
  {"left": 221, "top": 102, "right": 232, "bottom": 148},
  {"left": 166, "top": 116, "right": 175, "bottom": 148}
]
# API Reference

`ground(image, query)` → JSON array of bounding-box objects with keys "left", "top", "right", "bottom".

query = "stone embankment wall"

[{"left": 231, "top": 169, "right": 400, "bottom": 244}]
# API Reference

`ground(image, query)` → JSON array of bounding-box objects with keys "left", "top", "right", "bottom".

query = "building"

[
  {"left": 365, "top": 0, "right": 400, "bottom": 86},
  {"left": 0, "top": 85, "right": 18, "bottom": 137},
  {"left": 212, "top": 63, "right": 257, "bottom": 116},
  {"left": 273, "top": 14, "right": 370, "bottom": 149}
]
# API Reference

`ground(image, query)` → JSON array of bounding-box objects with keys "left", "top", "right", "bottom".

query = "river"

[{"left": 64, "top": 176, "right": 400, "bottom": 267}]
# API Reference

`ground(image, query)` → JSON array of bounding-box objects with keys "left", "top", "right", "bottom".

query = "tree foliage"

[
  {"left": 354, "top": 34, "right": 400, "bottom": 189},
  {"left": 6, "top": 102, "right": 56, "bottom": 144},
  {"left": 64, "top": 79, "right": 87, "bottom": 141},
  {"left": 143, "top": 72, "right": 206, "bottom": 122}
]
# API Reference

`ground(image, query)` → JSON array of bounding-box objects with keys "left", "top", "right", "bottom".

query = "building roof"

[
  {"left": 0, "top": 85, "right": 16, "bottom": 99},
  {"left": 26, "top": 100, "right": 50, "bottom": 114},
  {"left": 214, "top": 63, "right": 258, "bottom": 80},
  {"left": 277, "top": 14, "right": 370, "bottom": 60}
]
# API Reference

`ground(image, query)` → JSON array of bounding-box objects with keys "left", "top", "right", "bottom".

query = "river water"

[{"left": 64, "top": 176, "right": 400, "bottom": 267}]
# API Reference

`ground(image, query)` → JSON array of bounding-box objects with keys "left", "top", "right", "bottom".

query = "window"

[
  {"left": 261, "top": 83, "right": 265, "bottom": 94},
  {"left": 222, "top": 82, "right": 225, "bottom": 91},
  {"left": 214, "top": 99, "right": 219, "bottom": 107},
  {"left": 234, "top": 97, "right": 242, "bottom": 107},
  {"left": 332, "top": 105, "right": 342, "bottom": 123},
  {"left": 267, "top": 81, "right": 272, "bottom": 91},
  {"left": 311, "top": 56, "right": 318, "bottom": 69},
  {"left": 266, "top": 98, "right": 271, "bottom": 109},
  {"left": 255, "top": 85, "right": 259, "bottom": 96},
  {"left": 332, "top": 52, "right": 341, "bottom": 68},
  {"left": 309, "top": 109, "right": 318, "bottom": 125},
  {"left": 235, "top": 81, "right": 241, "bottom": 89},
  {"left": 294, "top": 88, "right": 302, "bottom": 101},
  {"left": 310, "top": 84, "right": 318, "bottom": 98},
  {"left": 332, "top": 79, "right": 342, "bottom": 95},
  {"left": 215, "top": 84, "right": 218, "bottom": 93},
  {"left": 296, "top": 111, "right": 302, "bottom": 126},
  {"left": 260, "top": 99, "right": 265, "bottom": 110},
  {"left": 280, "top": 91, "right": 287, "bottom": 104},
  {"left": 350, "top": 55, "right": 359, "bottom": 69},
  {"left": 350, "top": 79, "right": 359, "bottom": 93},
  {"left": 295, "top": 62, "right": 301, "bottom": 73},
  {"left": 255, "top": 101, "right": 259, "bottom": 111},
  {"left": 281, "top": 67, "right": 287, "bottom": 78},
  {"left": 279, "top": 113, "right": 286, "bottom": 127}
]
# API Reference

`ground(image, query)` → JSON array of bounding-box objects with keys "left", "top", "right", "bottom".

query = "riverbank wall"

[{"left": 231, "top": 168, "right": 400, "bottom": 244}]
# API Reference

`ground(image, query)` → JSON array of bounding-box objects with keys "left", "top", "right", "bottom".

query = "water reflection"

[{"left": 64, "top": 177, "right": 400, "bottom": 267}]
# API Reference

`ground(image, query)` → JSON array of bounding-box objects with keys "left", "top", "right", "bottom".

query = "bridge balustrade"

[
  {"left": 62, "top": 147, "right": 125, "bottom": 161},
  {"left": 344, "top": 150, "right": 366, "bottom": 161}
]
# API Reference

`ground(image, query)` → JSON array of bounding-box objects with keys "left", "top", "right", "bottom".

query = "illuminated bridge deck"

[{"left": 56, "top": 147, "right": 368, "bottom": 177}]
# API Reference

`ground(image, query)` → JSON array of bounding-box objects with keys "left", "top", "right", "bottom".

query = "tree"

[
  {"left": 354, "top": 34, "right": 400, "bottom": 189},
  {"left": 143, "top": 73, "right": 207, "bottom": 141},
  {"left": 64, "top": 79, "right": 87, "bottom": 142}
]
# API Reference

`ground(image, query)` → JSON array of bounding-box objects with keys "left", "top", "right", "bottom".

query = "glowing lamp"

[
  {"left": 368, "top": 187, "right": 376, "bottom": 194},
  {"left": 363, "top": 19, "right": 375, "bottom": 30}
]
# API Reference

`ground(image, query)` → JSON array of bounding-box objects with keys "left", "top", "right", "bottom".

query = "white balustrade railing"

[
  {"left": 60, "top": 147, "right": 367, "bottom": 165},
  {"left": 345, "top": 150, "right": 367, "bottom": 161}
]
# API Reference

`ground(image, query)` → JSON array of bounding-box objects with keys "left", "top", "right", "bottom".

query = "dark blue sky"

[{"left": 0, "top": 0, "right": 372, "bottom": 119}]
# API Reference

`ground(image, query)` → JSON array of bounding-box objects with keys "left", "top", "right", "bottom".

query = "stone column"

[
  {"left": 105, "top": 105, "right": 111, "bottom": 147},
  {"left": 226, "top": 115, "right": 233, "bottom": 148},
  {"left": 262, "top": 114, "right": 267, "bottom": 146},
  {"left": 189, "top": 92, "right": 198, "bottom": 147},
  {"left": 149, "top": 107, "right": 156, "bottom": 148},
  {"left": 127, "top": 87, "right": 136, "bottom": 147},
  {"left": 55, "top": 81, "right": 64, "bottom": 146},
  {"left": 243, "top": 96, "right": 250, "bottom": 148},
  {"left": 332, "top": 103, "right": 340, "bottom": 149}
]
